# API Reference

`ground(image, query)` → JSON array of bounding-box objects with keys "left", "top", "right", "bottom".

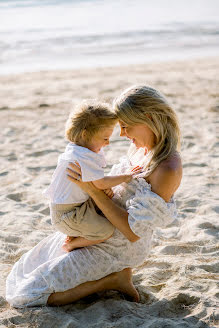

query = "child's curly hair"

[{"left": 65, "top": 100, "right": 117, "bottom": 143}]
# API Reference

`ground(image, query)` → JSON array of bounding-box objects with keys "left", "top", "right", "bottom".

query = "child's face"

[{"left": 86, "top": 126, "right": 114, "bottom": 153}]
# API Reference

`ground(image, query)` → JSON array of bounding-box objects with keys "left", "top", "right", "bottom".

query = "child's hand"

[
  {"left": 130, "top": 166, "right": 143, "bottom": 175},
  {"left": 124, "top": 166, "right": 143, "bottom": 182},
  {"left": 103, "top": 188, "right": 114, "bottom": 199}
]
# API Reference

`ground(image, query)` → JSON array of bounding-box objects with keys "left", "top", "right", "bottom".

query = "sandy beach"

[{"left": 0, "top": 57, "right": 218, "bottom": 327}]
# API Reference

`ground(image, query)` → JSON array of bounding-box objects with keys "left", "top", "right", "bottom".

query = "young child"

[{"left": 44, "top": 100, "right": 135, "bottom": 252}]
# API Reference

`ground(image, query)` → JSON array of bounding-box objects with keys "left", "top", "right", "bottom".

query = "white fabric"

[
  {"left": 6, "top": 153, "right": 177, "bottom": 308},
  {"left": 43, "top": 143, "right": 106, "bottom": 204}
]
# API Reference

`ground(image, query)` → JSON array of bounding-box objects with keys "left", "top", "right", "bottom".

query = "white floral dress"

[{"left": 6, "top": 151, "right": 177, "bottom": 308}]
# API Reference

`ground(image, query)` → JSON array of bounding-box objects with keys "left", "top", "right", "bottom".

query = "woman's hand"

[
  {"left": 67, "top": 162, "right": 99, "bottom": 195},
  {"left": 67, "top": 161, "right": 82, "bottom": 180}
]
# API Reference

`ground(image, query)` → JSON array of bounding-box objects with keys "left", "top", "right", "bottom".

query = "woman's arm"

[
  {"left": 67, "top": 164, "right": 140, "bottom": 243},
  {"left": 86, "top": 187, "right": 140, "bottom": 242}
]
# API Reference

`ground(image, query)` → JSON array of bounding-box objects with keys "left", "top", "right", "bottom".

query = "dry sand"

[{"left": 0, "top": 57, "right": 218, "bottom": 328}]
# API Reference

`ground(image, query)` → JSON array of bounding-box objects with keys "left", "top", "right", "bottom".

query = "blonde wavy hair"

[
  {"left": 65, "top": 100, "right": 117, "bottom": 143},
  {"left": 113, "top": 85, "right": 181, "bottom": 176}
]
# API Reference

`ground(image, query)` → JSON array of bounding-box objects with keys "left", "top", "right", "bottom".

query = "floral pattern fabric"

[{"left": 6, "top": 156, "right": 176, "bottom": 308}]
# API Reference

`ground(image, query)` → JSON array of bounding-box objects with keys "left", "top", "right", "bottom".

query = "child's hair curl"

[{"left": 65, "top": 100, "right": 117, "bottom": 143}]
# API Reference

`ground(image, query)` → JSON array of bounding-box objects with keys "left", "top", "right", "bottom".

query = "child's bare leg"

[
  {"left": 62, "top": 235, "right": 112, "bottom": 252},
  {"left": 47, "top": 268, "right": 139, "bottom": 306}
]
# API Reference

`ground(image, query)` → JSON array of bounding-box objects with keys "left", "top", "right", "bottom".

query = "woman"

[{"left": 6, "top": 85, "right": 182, "bottom": 307}]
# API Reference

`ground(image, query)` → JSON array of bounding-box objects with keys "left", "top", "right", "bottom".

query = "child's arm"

[
  {"left": 92, "top": 175, "right": 132, "bottom": 190},
  {"left": 92, "top": 165, "right": 143, "bottom": 190}
]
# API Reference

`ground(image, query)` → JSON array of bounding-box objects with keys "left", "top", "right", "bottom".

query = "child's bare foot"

[
  {"left": 111, "top": 268, "right": 139, "bottom": 302},
  {"left": 66, "top": 236, "right": 75, "bottom": 242},
  {"left": 62, "top": 236, "right": 108, "bottom": 252},
  {"left": 62, "top": 237, "right": 76, "bottom": 252}
]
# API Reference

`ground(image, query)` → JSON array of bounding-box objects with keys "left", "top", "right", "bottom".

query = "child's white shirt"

[{"left": 43, "top": 143, "right": 106, "bottom": 204}]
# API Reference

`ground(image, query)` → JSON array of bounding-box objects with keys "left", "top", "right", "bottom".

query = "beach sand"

[{"left": 0, "top": 57, "right": 218, "bottom": 328}]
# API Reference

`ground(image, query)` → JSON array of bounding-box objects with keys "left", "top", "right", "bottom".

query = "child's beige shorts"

[{"left": 50, "top": 199, "right": 114, "bottom": 240}]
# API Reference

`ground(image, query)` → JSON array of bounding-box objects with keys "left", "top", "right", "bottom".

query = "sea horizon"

[{"left": 0, "top": 0, "right": 219, "bottom": 75}]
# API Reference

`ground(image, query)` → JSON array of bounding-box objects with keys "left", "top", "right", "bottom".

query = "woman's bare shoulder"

[
  {"left": 159, "top": 151, "right": 182, "bottom": 172},
  {"left": 147, "top": 152, "right": 182, "bottom": 202}
]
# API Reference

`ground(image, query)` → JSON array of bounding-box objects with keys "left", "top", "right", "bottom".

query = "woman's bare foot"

[
  {"left": 48, "top": 267, "right": 139, "bottom": 306},
  {"left": 111, "top": 268, "right": 139, "bottom": 302}
]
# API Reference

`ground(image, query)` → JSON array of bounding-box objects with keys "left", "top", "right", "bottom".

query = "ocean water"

[{"left": 0, "top": 0, "right": 219, "bottom": 74}]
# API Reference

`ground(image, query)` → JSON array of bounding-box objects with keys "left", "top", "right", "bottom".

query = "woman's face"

[{"left": 119, "top": 120, "right": 156, "bottom": 150}]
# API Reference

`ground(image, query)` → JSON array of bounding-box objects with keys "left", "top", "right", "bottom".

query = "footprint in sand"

[
  {"left": 0, "top": 171, "right": 8, "bottom": 176},
  {"left": 27, "top": 165, "right": 56, "bottom": 173},
  {"left": 0, "top": 234, "right": 22, "bottom": 244},
  {"left": 184, "top": 135, "right": 195, "bottom": 140},
  {"left": 183, "top": 162, "right": 207, "bottom": 168},
  {"left": 0, "top": 211, "right": 8, "bottom": 215},
  {"left": 27, "top": 149, "right": 58, "bottom": 157},
  {"left": 168, "top": 293, "right": 200, "bottom": 315},
  {"left": 7, "top": 192, "right": 24, "bottom": 202},
  {"left": 183, "top": 198, "right": 201, "bottom": 213},
  {"left": 198, "top": 222, "right": 218, "bottom": 230},
  {"left": 44, "top": 165, "right": 56, "bottom": 171},
  {"left": 8, "top": 152, "right": 17, "bottom": 161},
  {"left": 186, "top": 142, "right": 195, "bottom": 148},
  {"left": 39, "top": 103, "right": 50, "bottom": 108},
  {"left": 27, "top": 166, "right": 42, "bottom": 172},
  {"left": 160, "top": 244, "right": 197, "bottom": 255},
  {"left": 212, "top": 206, "right": 219, "bottom": 214},
  {"left": 39, "top": 207, "right": 50, "bottom": 216},
  {"left": 31, "top": 203, "right": 45, "bottom": 211},
  {"left": 197, "top": 263, "right": 219, "bottom": 274}
]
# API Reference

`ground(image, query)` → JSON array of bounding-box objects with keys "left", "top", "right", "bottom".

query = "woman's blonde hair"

[
  {"left": 65, "top": 100, "right": 117, "bottom": 143},
  {"left": 113, "top": 85, "right": 181, "bottom": 176}
]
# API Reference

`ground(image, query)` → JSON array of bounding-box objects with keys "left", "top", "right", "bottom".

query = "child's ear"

[{"left": 81, "top": 129, "right": 87, "bottom": 140}]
